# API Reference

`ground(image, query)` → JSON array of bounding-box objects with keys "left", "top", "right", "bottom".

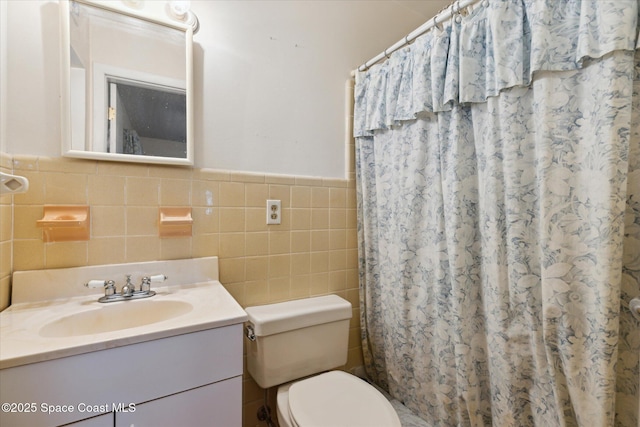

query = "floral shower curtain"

[{"left": 354, "top": 1, "right": 639, "bottom": 426}]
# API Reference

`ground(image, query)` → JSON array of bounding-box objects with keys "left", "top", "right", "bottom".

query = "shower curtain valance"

[{"left": 354, "top": 0, "right": 639, "bottom": 137}]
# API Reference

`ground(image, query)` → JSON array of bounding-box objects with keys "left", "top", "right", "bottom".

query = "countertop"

[{"left": 0, "top": 280, "right": 248, "bottom": 370}]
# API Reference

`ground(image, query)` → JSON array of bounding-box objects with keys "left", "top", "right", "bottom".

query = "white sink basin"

[
  {"left": 0, "top": 257, "right": 249, "bottom": 370},
  {"left": 39, "top": 299, "right": 193, "bottom": 338}
]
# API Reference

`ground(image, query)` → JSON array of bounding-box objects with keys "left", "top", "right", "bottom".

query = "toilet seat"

[{"left": 285, "top": 371, "right": 401, "bottom": 427}]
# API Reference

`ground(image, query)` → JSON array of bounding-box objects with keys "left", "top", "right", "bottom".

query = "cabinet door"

[{"left": 116, "top": 377, "right": 242, "bottom": 427}]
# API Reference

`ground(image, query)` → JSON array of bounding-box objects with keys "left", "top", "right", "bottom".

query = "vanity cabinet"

[
  {"left": 0, "top": 325, "right": 243, "bottom": 427},
  {"left": 117, "top": 377, "right": 241, "bottom": 426},
  {"left": 66, "top": 379, "right": 241, "bottom": 427}
]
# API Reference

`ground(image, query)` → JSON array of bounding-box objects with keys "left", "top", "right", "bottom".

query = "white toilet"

[{"left": 245, "top": 295, "right": 401, "bottom": 427}]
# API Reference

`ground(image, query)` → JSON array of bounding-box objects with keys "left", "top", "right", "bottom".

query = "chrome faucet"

[
  {"left": 121, "top": 275, "right": 135, "bottom": 297},
  {"left": 85, "top": 274, "right": 166, "bottom": 303},
  {"left": 141, "top": 276, "right": 152, "bottom": 293}
]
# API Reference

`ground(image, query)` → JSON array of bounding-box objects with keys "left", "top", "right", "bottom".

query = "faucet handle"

[
  {"left": 140, "top": 274, "right": 166, "bottom": 293},
  {"left": 149, "top": 274, "right": 167, "bottom": 283},
  {"left": 85, "top": 280, "right": 116, "bottom": 297},
  {"left": 85, "top": 280, "right": 107, "bottom": 289},
  {"left": 140, "top": 276, "right": 151, "bottom": 292}
]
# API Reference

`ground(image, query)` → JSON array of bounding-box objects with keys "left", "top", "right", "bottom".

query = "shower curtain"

[{"left": 354, "top": 1, "right": 639, "bottom": 426}]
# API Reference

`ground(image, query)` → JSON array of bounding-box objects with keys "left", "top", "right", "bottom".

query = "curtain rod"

[{"left": 353, "top": 0, "right": 483, "bottom": 74}]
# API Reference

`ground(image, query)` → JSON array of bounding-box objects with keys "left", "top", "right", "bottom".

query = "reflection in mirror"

[
  {"left": 61, "top": 0, "right": 194, "bottom": 166},
  {"left": 107, "top": 79, "right": 186, "bottom": 157}
]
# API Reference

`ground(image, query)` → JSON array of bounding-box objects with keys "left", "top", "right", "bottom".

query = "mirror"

[{"left": 60, "top": 0, "right": 194, "bottom": 166}]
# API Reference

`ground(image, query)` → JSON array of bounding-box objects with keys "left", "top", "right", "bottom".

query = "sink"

[
  {"left": 39, "top": 300, "right": 193, "bottom": 338},
  {"left": 1, "top": 257, "right": 249, "bottom": 370},
  {"left": 1, "top": 257, "right": 249, "bottom": 427}
]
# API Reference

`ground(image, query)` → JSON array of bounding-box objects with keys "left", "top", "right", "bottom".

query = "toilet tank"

[{"left": 245, "top": 295, "right": 352, "bottom": 389}]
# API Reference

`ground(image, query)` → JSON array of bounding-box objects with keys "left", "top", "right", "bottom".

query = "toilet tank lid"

[{"left": 245, "top": 295, "right": 352, "bottom": 336}]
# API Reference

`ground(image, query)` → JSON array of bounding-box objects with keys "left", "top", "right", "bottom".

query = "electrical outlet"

[{"left": 266, "top": 199, "right": 281, "bottom": 225}]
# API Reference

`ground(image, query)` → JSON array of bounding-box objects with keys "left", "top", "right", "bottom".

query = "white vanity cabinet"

[
  {"left": 1, "top": 257, "right": 248, "bottom": 427},
  {"left": 0, "top": 325, "right": 244, "bottom": 427},
  {"left": 66, "top": 379, "right": 241, "bottom": 427},
  {"left": 117, "top": 377, "right": 241, "bottom": 426}
]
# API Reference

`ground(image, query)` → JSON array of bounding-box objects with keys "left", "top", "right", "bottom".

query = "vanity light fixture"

[
  {"left": 122, "top": 0, "right": 143, "bottom": 8},
  {"left": 118, "top": 0, "right": 200, "bottom": 34},
  {"left": 168, "top": 0, "right": 200, "bottom": 34},
  {"left": 169, "top": 0, "right": 190, "bottom": 18}
]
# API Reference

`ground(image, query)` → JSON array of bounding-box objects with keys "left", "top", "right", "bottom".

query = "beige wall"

[
  {"left": 0, "top": 153, "right": 11, "bottom": 310},
  {"left": 4, "top": 0, "right": 449, "bottom": 177},
  {"left": 0, "top": 150, "right": 361, "bottom": 427}
]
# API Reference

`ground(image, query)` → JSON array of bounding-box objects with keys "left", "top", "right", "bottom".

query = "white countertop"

[
  {"left": 0, "top": 257, "right": 247, "bottom": 369},
  {"left": 0, "top": 280, "right": 248, "bottom": 370}
]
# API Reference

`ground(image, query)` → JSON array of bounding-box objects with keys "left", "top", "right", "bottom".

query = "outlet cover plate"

[{"left": 266, "top": 199, "right": 281, "bottom": 225}]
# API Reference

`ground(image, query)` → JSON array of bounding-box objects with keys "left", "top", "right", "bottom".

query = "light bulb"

[
  {"left": 122, "top": 0, "right": 143, "bottom": 8},
  {"left": 169, "top": 0, "right": 191, "bottom": 19}
]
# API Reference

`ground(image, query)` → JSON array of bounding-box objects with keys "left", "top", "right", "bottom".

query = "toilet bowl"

[
  {"left": 244, "top": 295, "right": 401, "bottom": 427},
  {"left": 276, "top": 371, "right": 400, "bottom": 427}
]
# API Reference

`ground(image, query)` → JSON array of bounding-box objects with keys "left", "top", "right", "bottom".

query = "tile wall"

[
  {"left": 0, "top": 152, "right": 11, "bottom": 309},
  {"left": 0, "top": 152, "right": 362, "bottom": 427}
]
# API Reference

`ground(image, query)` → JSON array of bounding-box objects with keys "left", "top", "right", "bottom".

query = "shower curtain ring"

[
  {"left": 384, "top": 48, "right": 391, "bottom": 59},
  {"left": 454, "top": 1, "right": 464, "bottom": 22},
  {"left": 433, "top": 16, "right": 442, "bottom": 31}
]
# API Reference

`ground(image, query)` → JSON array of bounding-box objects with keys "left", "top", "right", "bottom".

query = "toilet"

[{"left": 245, "top": 295, "right": 401, "bottom": 427}]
